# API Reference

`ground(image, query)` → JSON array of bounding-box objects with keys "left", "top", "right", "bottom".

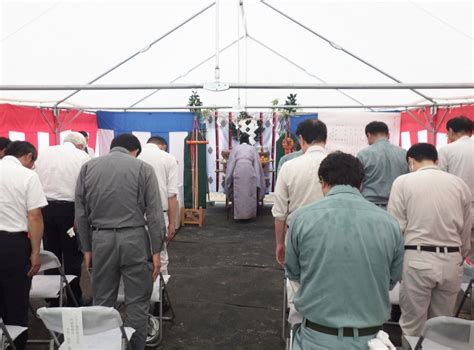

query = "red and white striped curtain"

[{"left": 0, "top": 104, "right": 97, "bottom": 154}]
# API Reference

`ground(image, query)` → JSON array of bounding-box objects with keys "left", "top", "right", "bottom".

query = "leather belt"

[
  {"left": 0, "top": 230, "right": 27, "bottom": 235},
  {"left": 404, "top": 245, "right": 460, "bottom": 253},
  {"left": 47, "top": 200, "right": 74, "bottom": 204},
  {"left": 92, "top": 225, "right": 144, "bottom": 231},
  {"left": 305, "top": 320, "right": 381, "bottom": 337}
]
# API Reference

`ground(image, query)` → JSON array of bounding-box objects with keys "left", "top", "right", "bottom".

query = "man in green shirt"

[
  {"left": 276, "top": 149, "right": 303, "bottom": 177},
  {"left": 285, "top": 152, "right": 404, "bottom": 350}
]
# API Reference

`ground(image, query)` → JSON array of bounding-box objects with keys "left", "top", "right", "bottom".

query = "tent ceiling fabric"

[{"left": 0, "top": 0, "right": 472, "bottom": 110}]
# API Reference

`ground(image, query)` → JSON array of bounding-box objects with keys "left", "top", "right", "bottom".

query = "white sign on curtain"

[{"left": 318, "top": 111, "right": 401, "bottom": 155}]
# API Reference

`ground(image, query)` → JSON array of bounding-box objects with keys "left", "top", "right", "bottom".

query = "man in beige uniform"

[
  {"left": 272, "top": 118, "right": 328, "bottom": 324},
  {"left": 388, "top": 143, "right": 471, "bottom": 341},
  {"left": 438, "top": 116, "right": 474, "bottom": 259}
]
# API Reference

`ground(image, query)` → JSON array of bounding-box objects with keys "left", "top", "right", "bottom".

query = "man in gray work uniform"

[
  {"left": 75, "top": 134, "right": 166, "bottom": 350},
  {"left": 357, "top": 121, "right": 408, "bottom": 208}
]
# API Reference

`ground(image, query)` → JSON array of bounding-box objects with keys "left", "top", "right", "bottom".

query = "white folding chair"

[
  {"left": 30, "top": 250, "right": 78, "bottom": 307},
  {"left": 282, "top": 277, "right": 303, "bottom": 343},
  {"left": 404, "top": 316, "right": 474, "bottom": 349},
  {"left": 384, "top": 282, "right": 401, "bottom": 327},
  {"left": 37, "top": 306, "right": 135, "bottom": 350},
  {"left": 389, "top": 282, "right": 400, "bottom": 306},
  {"left": 0, "top": 318, "right": 27, "bottom": 350},
  {"left": 116, "top": 273, "right": 173, "bottom": 347}
]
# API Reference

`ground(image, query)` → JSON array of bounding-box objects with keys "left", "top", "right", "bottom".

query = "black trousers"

[
  {"left": 42, "top": 201, "right": 83, "bottom": 305},
  {"left": 0, "top": 233, "right": 31, "bottom": 350}
]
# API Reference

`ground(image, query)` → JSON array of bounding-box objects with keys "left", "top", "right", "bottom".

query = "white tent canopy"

[{"left": 0, "top": 0, "right": 473, "bottom": 111}]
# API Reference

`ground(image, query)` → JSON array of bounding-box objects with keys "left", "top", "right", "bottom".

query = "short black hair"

[
  {"left": 406, "top": 143, "right": 438, "bottom": 162},
  {"left": 147, "top": 136, "right": 167, "bottom": 147},
  {"left": 110, "top": 134, "right": 142, "bottom": 155},
  {"left": 0, "top": 137, "right": 11, "bottom": 150},
  {"left": 295, "top": 119, "right": 327, "bottom": 144},
  {"left": 5, "top": 141, "right": 38, "bottom": 161},
  {"left": 239, "top": 133, "right": 250, "bottom": 144},
  {"left": 365, "top": 121, "right": 389, "bottom": 136},
  {"left": 446, "top": 116, "right": 473, "bottom": 134},
  {"left": 318, "top": 152, "right": 365, "bottom": 189},
  {"left": 78, "top": 131, "right": 89, "bottom": 138}
]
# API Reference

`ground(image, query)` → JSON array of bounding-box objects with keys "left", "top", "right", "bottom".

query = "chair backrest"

[
  {"left": 37, "top": 306, "right": 123, "bottom": 336},
  {"left": 39, "top": 250, "right": 61, "bottom": 272},
  {"left": 421, "top": 316, "right": 474, "bottom": 349}
]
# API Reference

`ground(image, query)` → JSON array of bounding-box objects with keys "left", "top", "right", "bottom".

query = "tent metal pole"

[
  {"left": 260, "top": 0, "right": 437, "bottom": 104},
  {"left": 435, "top": 107, "right": 450, "bottom": 131},
  {"left": 214, "top": 0, "right": 221, "bottom": 80},
  {"left": 127, "top": 35, "right": 245, "bottom": 109},
  {"left": 36, "top": 102, "right": 471, "bottom": 111},
  {"left": 405, "top": 108, "right": 429, "bottom": 131},
  {"left": 39, "top": 107, "right": 55, "bottom": 134},
  {"left": 2, "top": 83, "right": 474, "bottom": 90},
  {"left": 60, "top": 109, "right": 85, "bottom": 131},
  {"left": 423, "top": 108, "right": 437, "bottom": 144},
  {"left": 247, "top": 34, "right": 373, "bottom": 111},
  {"left": 53, "top": 1, "right": 216, "bottom": 107},
  {"left": 53, "top": 107, "right": 60, "bottom": 145}
]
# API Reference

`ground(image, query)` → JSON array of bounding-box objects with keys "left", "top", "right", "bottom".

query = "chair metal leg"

[
  {"left": 119, "top": 325, "right": 129, "bottom": 350},
  {"left": 0, "top": 321, "right": 17, "bottom": 350},
  {"left": 29, "top": 302, "right": 40, "bottom": 319},
  {"left": 160, "top": 274, "right": 175, "bottom": 322},
  {"left": 59, "top": 267, "right": 79, "bottom": 307},
  {"left": 414, "top": 335, "right": 424, "bottom": 349},
  {"left": 282, "top": 278, "right": 288, "bottom": 342},
  {"left": 59, "top": 275, "right": 63, "bottom": 307},
  {"left": 158, "top": 299, "right": 163, "bottom": 345},
  {"left": 455, "top": 279, "right": 473, "bottom": 317},
  {"left": 0, "top": 335, "right": 6, "bottom": 350}
]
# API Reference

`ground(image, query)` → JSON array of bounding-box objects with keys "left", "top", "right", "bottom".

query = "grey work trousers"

[
  {"left": 400, "top": 250, "right": 463, "bottom": 337},
  {"left": 92, "top": 227, "right": 153, "bottom": 350}
]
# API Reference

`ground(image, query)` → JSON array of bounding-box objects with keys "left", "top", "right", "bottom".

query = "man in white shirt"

[
  {"left": 388, "top": 143, "right": 471, "bottom": 342},
  {"left": 35, "top": 132, "right": 90, "bottom": 306},
  {"left": 138, "top": 136, "right": 179, "bottom": 276},
  {"left": 438, "top": 116, "right": 474, "bottom": 258},
  {"left": 0, "top": 141, "right": 47, "bottom": 350},
  {"left": 272, "top": 118, "right": 328, "bottom": 324}
]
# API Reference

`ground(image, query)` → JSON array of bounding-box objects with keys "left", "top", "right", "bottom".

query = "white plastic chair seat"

[
  {"left": 389, "top": 282, "right": 400, "bottom": 305},
  {"left": 0, "top": 325, "right": 27, "bottom": 341},
  {"left": 30, "top": 274, "right": 77, "bottom": 298},
  {"left": 404, "top": 336, "right": 452, "bottom": 349},
  {"left": 58, "top": 327, "right": 135, "bottom": 350},
  {"left": 117, "top": 275, "right": 170, "bottom": 303}
]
